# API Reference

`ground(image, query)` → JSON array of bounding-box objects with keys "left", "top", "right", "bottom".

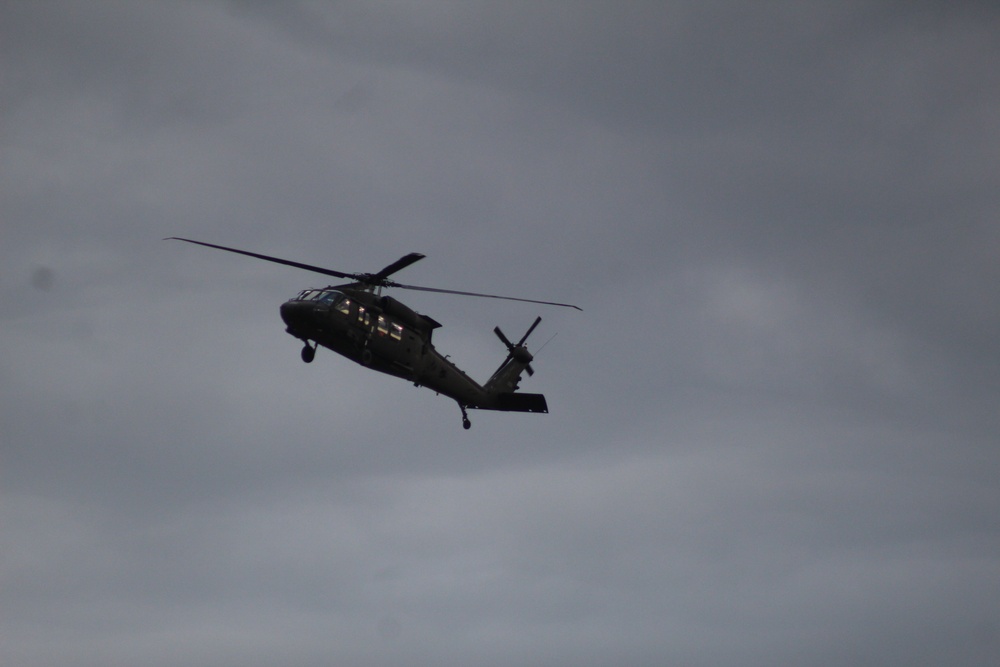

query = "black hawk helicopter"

[{"left": 167, "top": 238, "right": 580, "bottom": 429}]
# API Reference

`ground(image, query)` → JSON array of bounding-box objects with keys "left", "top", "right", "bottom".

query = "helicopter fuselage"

[{"left": 279, "top": 287, "right": 547, "bottom": 419}]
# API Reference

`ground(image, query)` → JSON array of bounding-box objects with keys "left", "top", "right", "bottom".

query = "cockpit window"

[
  {"left": 318, "top": 290, "right": 345, "bottom": 306},
  {"left": 296, "top": 289, "right": 348, "bottom": 306}
]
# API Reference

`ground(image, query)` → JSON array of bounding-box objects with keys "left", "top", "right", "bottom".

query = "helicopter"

[{"left": 167, "top": 238, "right": 580, "bottom": 429}]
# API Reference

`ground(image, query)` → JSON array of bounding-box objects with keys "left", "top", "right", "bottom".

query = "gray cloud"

[{"left": 3, "top": 2, "right": 998, "bottom": 666}]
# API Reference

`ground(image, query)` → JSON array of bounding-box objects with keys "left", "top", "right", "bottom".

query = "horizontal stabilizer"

[{"left": 496, "top": 393, "right": 548, "bottom": 413}]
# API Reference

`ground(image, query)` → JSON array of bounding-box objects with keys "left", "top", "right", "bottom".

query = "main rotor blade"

[
  {"left": 165, "top": 238, "right": 358, "bottom": 281},
  {"left": 167, "top": 238, "right": 582, "bottom": 310},
  {"left": 373, "top": 253, "right": 426, "bottom": 280},
  {"left": 391, "top": 282, "right": 582, "bottom": 311}
]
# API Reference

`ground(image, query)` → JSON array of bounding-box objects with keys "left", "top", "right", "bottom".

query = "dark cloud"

[{"left": 3, "top": 2, "right": 999, "bottom": 666}]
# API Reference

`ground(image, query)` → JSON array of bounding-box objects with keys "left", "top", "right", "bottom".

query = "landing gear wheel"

[
  {"left": 459, "top": 405, "right": 471, "bottom": 430},
  {"left": 301, "top": 344, "right": 316, "bottom": 363}
]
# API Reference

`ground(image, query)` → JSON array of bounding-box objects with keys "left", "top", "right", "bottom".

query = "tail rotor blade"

[
  {"left": 494, "top": 326, "right": 514, "bottom": 351},
  {"left": 517, "top": 316, "right": 542, "bottom": 347}
]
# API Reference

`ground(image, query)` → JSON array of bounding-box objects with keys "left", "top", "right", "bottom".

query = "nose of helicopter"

[{"left": 280, "top": 300, "right": 312, "bottom": 331}]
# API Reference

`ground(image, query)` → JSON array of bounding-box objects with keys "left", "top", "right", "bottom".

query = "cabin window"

[
  {"left": 390, "top": 323, "right": 403, "bottom": 341},
  {"left": 377, "top": 316, "right": 390, "bottom": 336},
  {"left": 358, "top": 306, "right": 370, "bottom": 327},
  {"left": 335, "top": 298, "right": 351, "bottom": 315}
]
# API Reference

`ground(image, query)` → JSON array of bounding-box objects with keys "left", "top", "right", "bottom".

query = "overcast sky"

[{"left": 3, "top": 2, "right": 999, "bottom": 666}]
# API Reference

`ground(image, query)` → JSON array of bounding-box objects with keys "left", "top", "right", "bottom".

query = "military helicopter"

[{"left": 167, "top": 238, "right": 580, "bottom": 429}]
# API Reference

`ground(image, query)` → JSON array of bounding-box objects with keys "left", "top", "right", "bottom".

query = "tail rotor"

[{"left": 494, "top": 316, "right": 541, "bottom": 376}]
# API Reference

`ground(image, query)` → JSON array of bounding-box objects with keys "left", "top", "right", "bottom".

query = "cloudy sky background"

[{"left": 3, "top": 2, "right": 999, "bottom": 665}]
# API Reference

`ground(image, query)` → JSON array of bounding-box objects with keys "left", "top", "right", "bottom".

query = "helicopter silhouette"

[{"left": 167, "top": 238, "right": 580, "bottom": 429}]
